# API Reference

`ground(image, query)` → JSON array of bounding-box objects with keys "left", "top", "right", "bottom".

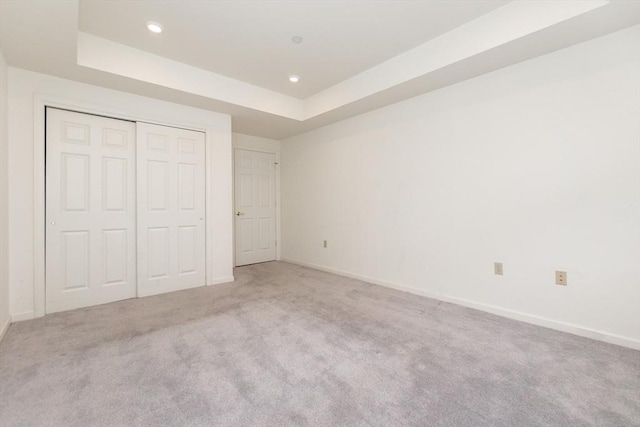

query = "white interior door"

[
  {"left": 136, "top": 122, "right": 206, "bottom": 297},
  {"left": 45, "top": 108, "right": 136, "bottom": 313},
  {"left": 234, "top": 149, "right": 276, "bottom": 266}
]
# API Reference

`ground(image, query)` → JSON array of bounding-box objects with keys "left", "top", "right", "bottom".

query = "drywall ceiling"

[
  {"left": 78, "top": 0, "right": 508, "bottom": 99},
  {"left": 1, "top": 0, "right": 639, "bottom": 140}
]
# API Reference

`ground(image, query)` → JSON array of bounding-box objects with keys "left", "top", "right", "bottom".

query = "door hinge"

[{"left": 275, "top": 240, "right": 278, "bottom": 247}]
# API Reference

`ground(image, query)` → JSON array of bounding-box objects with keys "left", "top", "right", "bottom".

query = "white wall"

[
  {"left": 233, "top": 133, "right": 280, "bottom": 153},
  {"left": 0, "top": 49, "right": 10, "bottom": 339},
  {"left": 232, "top": 133, "right": 282, "bottom": 261},
  {"left": 281, "top": 26, "right": 640, "bottom": 349},
  {"left": 7, "top": 68, "right": 234, "bottom": 320}
]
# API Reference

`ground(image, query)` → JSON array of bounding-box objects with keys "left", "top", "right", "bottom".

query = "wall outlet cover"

[{"left": 555, "top": 270, "right": 567, "bottom": 286}]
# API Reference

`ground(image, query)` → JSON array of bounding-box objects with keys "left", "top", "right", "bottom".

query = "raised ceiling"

[
  {"left": 79, "top": 0, "right": 509, "bottom": 99},
  {"left": 1, "top": 0, "right": 639, "bottom": 139}
]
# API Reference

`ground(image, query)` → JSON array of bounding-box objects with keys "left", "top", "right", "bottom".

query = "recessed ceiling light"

[
  {"left": 292, "top": 36, "right": 303, "bottom": 44},
  {"left": 146, "top": 22, "right": 163, "bottom": 34},
  {"left": 289, "top": 75, "right": 300, "bottom": 83}
]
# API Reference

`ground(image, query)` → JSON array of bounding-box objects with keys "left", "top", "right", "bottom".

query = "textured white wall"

[
  {"left": 7, "top": 68, "right": 234, "bottom": 320},
  {"left": 0, "top": 49, "right": 10, "bottom": 338},
  {"left": 281, "top": 26, "right": 640, "bottom": 348}
]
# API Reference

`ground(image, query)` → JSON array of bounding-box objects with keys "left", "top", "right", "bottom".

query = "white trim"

[
  {"left": 0, "top": 315, "right": 10, "bottom": 341},
  {"left": 9, "top": 311, "right": 34, "bottom": 322},
  {"left": 33, "top": 96, "right": 46, "bottom": 318},
  {"left": 209, "top": 276, "right": 235, "bottom": 286},
  {"left": 281, "top": 258, "right": 640, "bottom": 350},
  {"left": 275, "top": 157, "right": 281, "bottom": 262},
  {"left": 33, "top": 93, "right": 221, "bottom": 318}
]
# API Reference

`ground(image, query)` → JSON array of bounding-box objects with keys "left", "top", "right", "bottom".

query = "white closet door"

[
  {"left": 234, "top": 149, "right": 276, "bottom": 266},
  {"left": 46, "top": 108, "right": 137, "bottom": 313},
  {"left": 136, "top": 122, "right": 206, "bottom": 297}
]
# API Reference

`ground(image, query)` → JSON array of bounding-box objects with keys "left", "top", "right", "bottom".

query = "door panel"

[
  {"left": 46, "top": 108, "right": 136, "bottom": 313},
  {"left": 103, "top": 229, "right": 128, "bottom": 285},
  {"left": 137, "top": 123, "right": 206, "bottom": 297},
  {"left": 234, "top": 149, "right": 276, "bottom": 266},
  {"left": 62, "top": 230, "right": 90, "bottom": 290},
  {"left": 148, "top": 227, "right": 170, "bottom": 279},
  {"left": 102, "top": 157, "right": 127, "bottom": 211},
  {"left": 178, "top": 226, "right": 197, "bottom": 274}
]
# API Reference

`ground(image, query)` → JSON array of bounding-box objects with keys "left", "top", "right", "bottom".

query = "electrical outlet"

[
  {"left": 494, "top": 262, "right": 503, "bottom": 275},
  {"left": 323, "top": 240, "right": 327, "bottom": 248},
  {"left": 555, "top": 270, "right": 567, "bottom": 286}
]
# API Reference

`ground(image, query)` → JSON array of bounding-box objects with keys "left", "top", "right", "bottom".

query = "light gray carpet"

[{"left": 0, "top": 261, "right": 638, "bottom": 426}]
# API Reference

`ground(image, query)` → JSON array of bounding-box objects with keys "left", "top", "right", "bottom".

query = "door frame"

[
  {"left": 232, "top": 144, "right": 281, "bottom": 267},
  {"left": 33, "top": 94, "right": 221, "bottom": 318}
]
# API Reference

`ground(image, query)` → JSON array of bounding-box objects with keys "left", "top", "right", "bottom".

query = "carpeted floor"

[{"left": 0, "top": 261, "right": 638, "bottom": 426}]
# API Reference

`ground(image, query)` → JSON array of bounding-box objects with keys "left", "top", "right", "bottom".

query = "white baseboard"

[
  {"left": 0, "top": 315, "right": 10, "bottom": 342},
  {"left": 281, "top": 258, "right": 640, "bottom": 350},
  {"left": 209, "top": 276, "right": 234, "bottom": 286},
  {"left": 7, "top": 279, "right": 236, "bottom": 324},
  {"left": 10, "top": 311, "right": 35, "bottom": 322}
]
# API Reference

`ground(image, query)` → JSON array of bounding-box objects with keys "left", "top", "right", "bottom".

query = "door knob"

[{"left": 236, "top": 211, "right": 245, "bottom": 216}]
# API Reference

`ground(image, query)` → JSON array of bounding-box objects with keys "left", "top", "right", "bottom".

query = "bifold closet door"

[
  {"left": 136, "top": 122, "right": 206, "bottom": 297},
  {"left": 45, "top": 108, "right": 137, "bottom": 313}
]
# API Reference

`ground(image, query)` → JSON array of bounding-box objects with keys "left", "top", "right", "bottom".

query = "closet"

[{"left": 45, "top": 108, "right": 206, "bottom": 313}]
